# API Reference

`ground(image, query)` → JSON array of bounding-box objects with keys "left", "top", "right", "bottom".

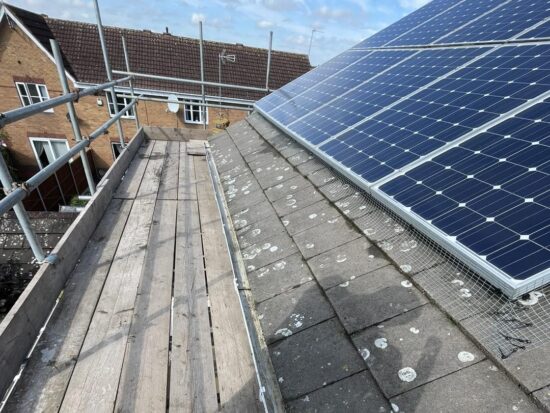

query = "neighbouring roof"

[
  {"left": 3, "top": 4, "right": 312, "bottom": 101},
  {"left": 0, "top": 211, "right": 77, "bottom": 321}
]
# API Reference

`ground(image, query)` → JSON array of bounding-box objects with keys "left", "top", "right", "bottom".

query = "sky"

[{"left": 4, "top": 0, "right": 429, "bottom": 66}]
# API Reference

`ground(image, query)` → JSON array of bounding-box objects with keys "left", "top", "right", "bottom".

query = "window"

[
  {"left": 106, "top": 93, "right": 135, "bottom": 118},
  {"left": 30, "top": 138, "right": 70, "bottom": 169},
  {"left": 111, "top": 142, "right": 124, "bottom": 160},
  {"left": 183, "top": 100, "right": 207, "bottom": 124},
  {"left": 15, "top": 82, "right": 53, "bottom": 112}
]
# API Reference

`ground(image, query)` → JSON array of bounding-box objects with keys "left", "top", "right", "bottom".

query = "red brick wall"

[{"left": 0, "top": 20, "right": 249, "bottom": 174}]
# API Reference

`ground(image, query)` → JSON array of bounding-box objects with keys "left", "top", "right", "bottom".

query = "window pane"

[
  {"left": 192, "top": 108, "right": 200, "bottom": 122},
  {"left": 50, "top": 141, "right": 69, "bottom": 160},
  {"left": 38, "top": 85, "right": 48, "bottom": 99},
  {"left": 27, "top": 84, "right": 39, "bottom": 97},
  {"left": 106, "top": 94, "right": 115, "bottom": 115},
  {"left": 116, "top": 96, "right": 126, "bottom": 111},
  {"left": 17, "top": 83, "right": 27, "bottom": 96},
  {"left": 112, "top": 143, "right": 123, "bottom": 159},
  {"left": 32, "top": 140, "right": 55, "bottom": 168}
]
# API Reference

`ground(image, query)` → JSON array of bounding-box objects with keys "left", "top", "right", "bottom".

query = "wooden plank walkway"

[{"left": 6, "top": 137, "right": 260, "bottom": 412}]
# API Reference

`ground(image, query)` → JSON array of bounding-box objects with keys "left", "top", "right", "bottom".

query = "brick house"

[{"left": 0, "top": 3, "right": 311, "bottom": 208}]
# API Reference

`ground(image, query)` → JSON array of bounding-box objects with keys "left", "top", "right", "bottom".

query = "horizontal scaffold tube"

[
  {"left": 0, "top": 76, "right": 133, "bottom": 128},
  {"left": 0, "top": 98, "right": 138, "bottom": 216},
  {"left": 112, "top": 69, "right": 273, "bottom": 94}
]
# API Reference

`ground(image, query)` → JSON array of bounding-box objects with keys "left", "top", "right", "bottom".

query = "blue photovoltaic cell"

[
  {"left": 354, "top": 0, "right": 458, "bottom": 48},
  {"left": 320, "top": 44, "right": 550, "bottom": 183},
  {"left": 387, "top": 0, "right": 503, "bottom": 46},
  {"left": 288, "top": 47, "right": 486, "bottom": 145},
  {"left": 520, "top": 19, "right": 550, "bottom": 41},
  {"left": 380, "top": 100, "right": 550, "bottom": 281},
  {"left": 437, "top": 0, "right": 550, "bottom": 44},
  {"left": 256, "top": 50, "right": 370, "bottom": 113},
  {"left": 266, "top": 50, "right": 412, "bottom": 126}
]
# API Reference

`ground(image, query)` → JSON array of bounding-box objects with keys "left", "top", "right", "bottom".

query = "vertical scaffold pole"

[
  {"left": 121, "top": 35, "right": 140, "bottom": 130},
  {"left": 93, "top": 0, "right": 126, "bottom": 148},
  {"left": 266, "top": 31, "right": 273, "bottom": 91},
  {"left": 0, "top": 156, "right": 45, "bottom": 262},
  {"left": 199, "top": 21, "right": 207, "bottom": 130},
  {"left": 50, "top": 39, "right": 96, "bottom": 195}
]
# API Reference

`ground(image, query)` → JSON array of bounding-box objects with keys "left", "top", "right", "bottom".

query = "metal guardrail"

[
  {"left": 112, "top": 69, "right": 274, "bottom": 94},
  {"left": 0, "top": 98, "right": 137, "bottom": 215},
  {"left": 0, "top": 76, "right": 132, "bottom": 128},
  {"left": 116, "top": 94, "right": 253, "bottom": 112},
  {"left": 0, "top": 38, "right": 135, "bottom": 263}
]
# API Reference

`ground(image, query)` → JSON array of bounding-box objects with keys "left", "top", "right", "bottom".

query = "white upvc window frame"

[
  {"left": 29, "top": 137, "right": 71, "bottom": 170},
  {"left": 106, "top": 93, "right": 135, "bottom": 119},
  {"left": 15, "top": 82, "right": 53, "bottom": 113},
  {"left": 183, "top": 99, "right": 208, "bottom": 125}
]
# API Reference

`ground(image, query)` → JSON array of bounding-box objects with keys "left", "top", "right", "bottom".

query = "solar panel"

[
  {"left": 254, "top": 0, "right": 550, "bottom": 297},
  {"left": 436, "top": 0, "right": 550, "bottom": 44},
  {"left": 520, "top": 20, "right": 550, "bottom": 41},
  {"left": 378, "top": 99, "right": 550, "bottom": 294},
  {"left": 386, "top": 0, "right": 504, "bottom": 47},
  {"left": 256, "top": 49, "right": 371, "bottom": 112},
  {"left": 319, "top": 44, "right": 550, "bottom": 182},
  {"left": 267, "top": 50, "right": 413, "bottom": 126},
  {"left": 353, "top": 0, "right": 459, "bottom": 48},
  {"left": 287, "top": 47, "right": 487, "bottom": 145}
]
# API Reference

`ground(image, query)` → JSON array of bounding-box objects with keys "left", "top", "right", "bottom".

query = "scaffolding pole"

[
  {"left": 113, "top": 69, "right": 271, "bottom": 93},
  {"left": 116, "top": 94, "right": 253, "bottom": 111},
  {"left": 0, "top": 99, "right": 138, "bottom": 217},
  {"left": 121, "top": 35, "right": 140, "bottom": 130},
  {"left": 93, "top": 0, "right": 127, "bottom": 148},
  {"left": 266, "top": 31, "right": 273, "bottom": 90},
  {"left": 0, "top": 156, "right": 46, "bottom": 263},
  {"left": 0, "top": 77, "right": 132, "bottom": 127},
  {"left": 199, "top": 21, "right": 207, "bottom": 130},
  {"left": 50, "top": 39, "right": 96, "bottom": 195}
]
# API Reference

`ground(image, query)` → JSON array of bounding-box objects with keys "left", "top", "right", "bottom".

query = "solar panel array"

[{"left": 254, "top": 0, "right": 550, "bottom": 298}]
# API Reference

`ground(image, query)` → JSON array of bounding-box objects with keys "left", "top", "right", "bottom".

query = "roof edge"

[
  {"left": 1, "top": 3, "right": 78, "bottom": 84},
  {"left": 42, "top": 15, "right": 310, "bottom": 62}
]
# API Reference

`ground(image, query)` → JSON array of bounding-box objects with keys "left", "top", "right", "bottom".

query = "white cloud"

[
  {"left": 286, "top": 33, "right": 308, "bottom": 46},
  {"left": 257, "top": 19, "right": 274, "bottom": 29},
  {"left": 316, "top": 5, "right": 349, "bottom": 19},
  {"left": 191, "top": 12, "right": 205, "bottom": 24},
  {"left": 209, "top": 16, "right": 231, "bottom": 28},
  {"left": 398, "top": 0, "right": 430, "bottom": 9},
  {"left": 260, "top": 0, "right": 310, "bottom": 13},
  {"left": 349, "top": 0, "right": 368, "bottom": 13}
]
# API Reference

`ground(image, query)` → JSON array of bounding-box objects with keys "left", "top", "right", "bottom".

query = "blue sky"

[{"left": 6, "top": 0, "right": 428, "bottom": 65}]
